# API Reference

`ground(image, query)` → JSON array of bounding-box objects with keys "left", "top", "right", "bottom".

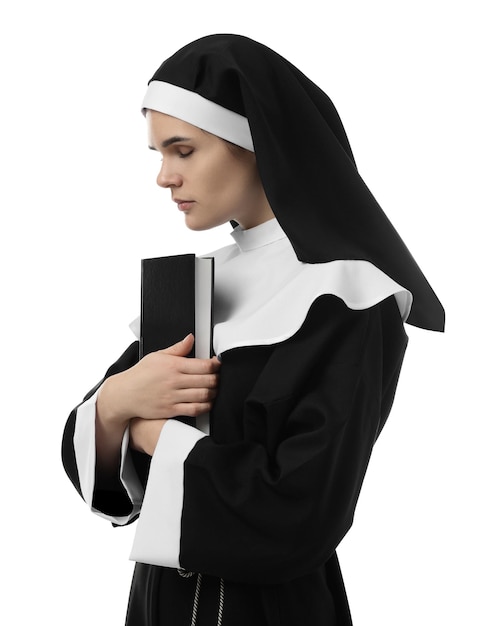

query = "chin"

[
  {"left": 184, "top": 217, "right": 211, "bottom": 231},
  {"left": 184, "top": 215, "right": 231, "bottom": 231}
]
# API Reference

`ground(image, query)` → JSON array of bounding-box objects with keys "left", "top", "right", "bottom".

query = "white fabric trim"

[
  {"left": 120, "top": 428, "right": 144, "bottom": 508},
  {"left": 73, "top": 392, "right": 98, "bottom": 505},
  {"left": 129, "top": 420, "right": 207, "bottom": 567},
  {"left": 73, "top": 386, "right": 142, "bottom": 525},
  {"left": 129, "top": 316, "right": 140, "bottom": 339},
  {"left": 210, "top": 220, "right": 412, "bottom": 355},
  {"left": 142, "top": 81, "right": 254, "bottom": 151}
]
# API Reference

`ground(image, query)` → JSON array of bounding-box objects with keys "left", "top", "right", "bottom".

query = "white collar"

[
  {"left": 209, "top": 220, "right": 412, "bottom": 355},
  {"left": 230, "top": 218, "right": 287, "bottom": 252}
]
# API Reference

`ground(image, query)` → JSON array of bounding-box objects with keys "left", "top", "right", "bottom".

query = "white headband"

[{"left": 141, "top": 81, "right": 254, "bottom": 152}]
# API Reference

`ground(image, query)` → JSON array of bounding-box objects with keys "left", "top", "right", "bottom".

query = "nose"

[{"left": 156, "top": 161, "right": 182, "bottom": 188}]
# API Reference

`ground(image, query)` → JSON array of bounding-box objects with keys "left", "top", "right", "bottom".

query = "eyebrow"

[{"left": 148, "top": 135, "right": 192, "bottom": 150}]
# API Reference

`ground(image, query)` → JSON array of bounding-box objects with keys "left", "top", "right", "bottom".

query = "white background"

[{"left": 1, "top": 1, "right": 489, "bottom": 624}]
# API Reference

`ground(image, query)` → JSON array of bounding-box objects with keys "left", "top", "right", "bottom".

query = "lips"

[{"left": 174, "top": 199, "right": 195, "bottom": 211}]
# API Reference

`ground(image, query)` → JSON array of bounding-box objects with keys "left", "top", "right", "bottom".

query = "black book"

[
  {"left": 140, "top": 253, "right": 214, "bottom": 359},
  {"left": 139, "top": 254, "right": 214, "bottom": 433}
]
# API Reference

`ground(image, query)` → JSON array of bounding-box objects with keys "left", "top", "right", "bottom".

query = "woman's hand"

[
  {"left": 95, "top": 334, "right": 220, "bottom": 469},
  {"left": 97, "top": 334, "right": 220, "bottom": 427},
  {"left": 129, "top": 417, "right": 167, "bottom": 457}
]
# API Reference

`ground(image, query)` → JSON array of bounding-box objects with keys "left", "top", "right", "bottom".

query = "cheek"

[
  {"left": 199, "top": 162, "right": 240, "bottom": 201},
  {"left": 193, "top": 155, "right": 224, "bottom": 194},
  {"left": 194, "top": 147, "right": 258, "bottom": 208},
  {"left": 227, "top": 163, "right": 260, "bottom": 201}
]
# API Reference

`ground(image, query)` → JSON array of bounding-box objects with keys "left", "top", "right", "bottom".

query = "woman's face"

[{"left": 147, "top": 110, "right": 273, "bottom": 230}]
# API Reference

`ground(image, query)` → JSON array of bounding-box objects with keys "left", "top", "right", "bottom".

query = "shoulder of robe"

[{"left": 214, "top": 259, "right": 412, "bottom": 356}]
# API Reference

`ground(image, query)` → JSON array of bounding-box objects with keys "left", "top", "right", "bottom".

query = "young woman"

[{"left": 62, "top": 34, "right": 444, "bottom": 626}]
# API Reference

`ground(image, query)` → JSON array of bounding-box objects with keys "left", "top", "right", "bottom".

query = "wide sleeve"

[
  {"left": 61, "top": 341, "right": 148, "bottom": 524},
  {"left": 130, "top": 295, "right": 408, "bottom": 584}
]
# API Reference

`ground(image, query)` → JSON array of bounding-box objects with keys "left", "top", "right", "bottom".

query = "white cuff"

[
  {"left": 73, "top": 385, "right": 143, "bottom": 524},
  {"left": 129, "top": 420, "right": 207, "bottom": 567},
  {"left": 120, "top": 428, "right": 144, "bottom": 508}
]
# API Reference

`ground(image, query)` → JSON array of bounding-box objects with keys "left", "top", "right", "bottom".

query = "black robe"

[{"left": 62, "top": 294, "right": 408, "bottom": 625}]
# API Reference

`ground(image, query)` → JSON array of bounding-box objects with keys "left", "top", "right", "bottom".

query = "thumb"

[{"left": 161, "top": 333, "right": 195, "bottom": 356}]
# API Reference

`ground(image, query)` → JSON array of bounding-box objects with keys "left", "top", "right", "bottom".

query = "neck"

[{"left": 236, "top": 192, "right": 274, "bottom": 230}]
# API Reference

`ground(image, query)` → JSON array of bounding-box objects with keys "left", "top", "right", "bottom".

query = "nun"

[{"left": 62, "top": 34, "right": 444, "bottom": 626}]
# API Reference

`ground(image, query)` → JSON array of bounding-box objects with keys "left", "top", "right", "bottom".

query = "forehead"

[{"left": 146, "top": 110, "right": 200, "bottom": 141}]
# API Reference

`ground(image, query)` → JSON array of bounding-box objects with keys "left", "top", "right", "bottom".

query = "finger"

[
  {"left": 172, "top": 402, "right": 214, "bottom": 418},
  {"left": 174, "top": 373, "right": 219, "bottom": 390},
  {"left": 211, "top": 356, "right": 221, "bottom": 370},
  {"left": 160, "top": 334, "right": 195, "bottom": 357},
  {"left": 173, "top": 387, "right": 218, "bottom": 403},
  {"left": 178, "top": 356, "right": 221, "bottom": 375}
]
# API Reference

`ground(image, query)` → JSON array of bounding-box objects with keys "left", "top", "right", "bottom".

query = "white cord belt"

[{"left": 178, "top": 569, "right": 224, "bottom": 626}]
